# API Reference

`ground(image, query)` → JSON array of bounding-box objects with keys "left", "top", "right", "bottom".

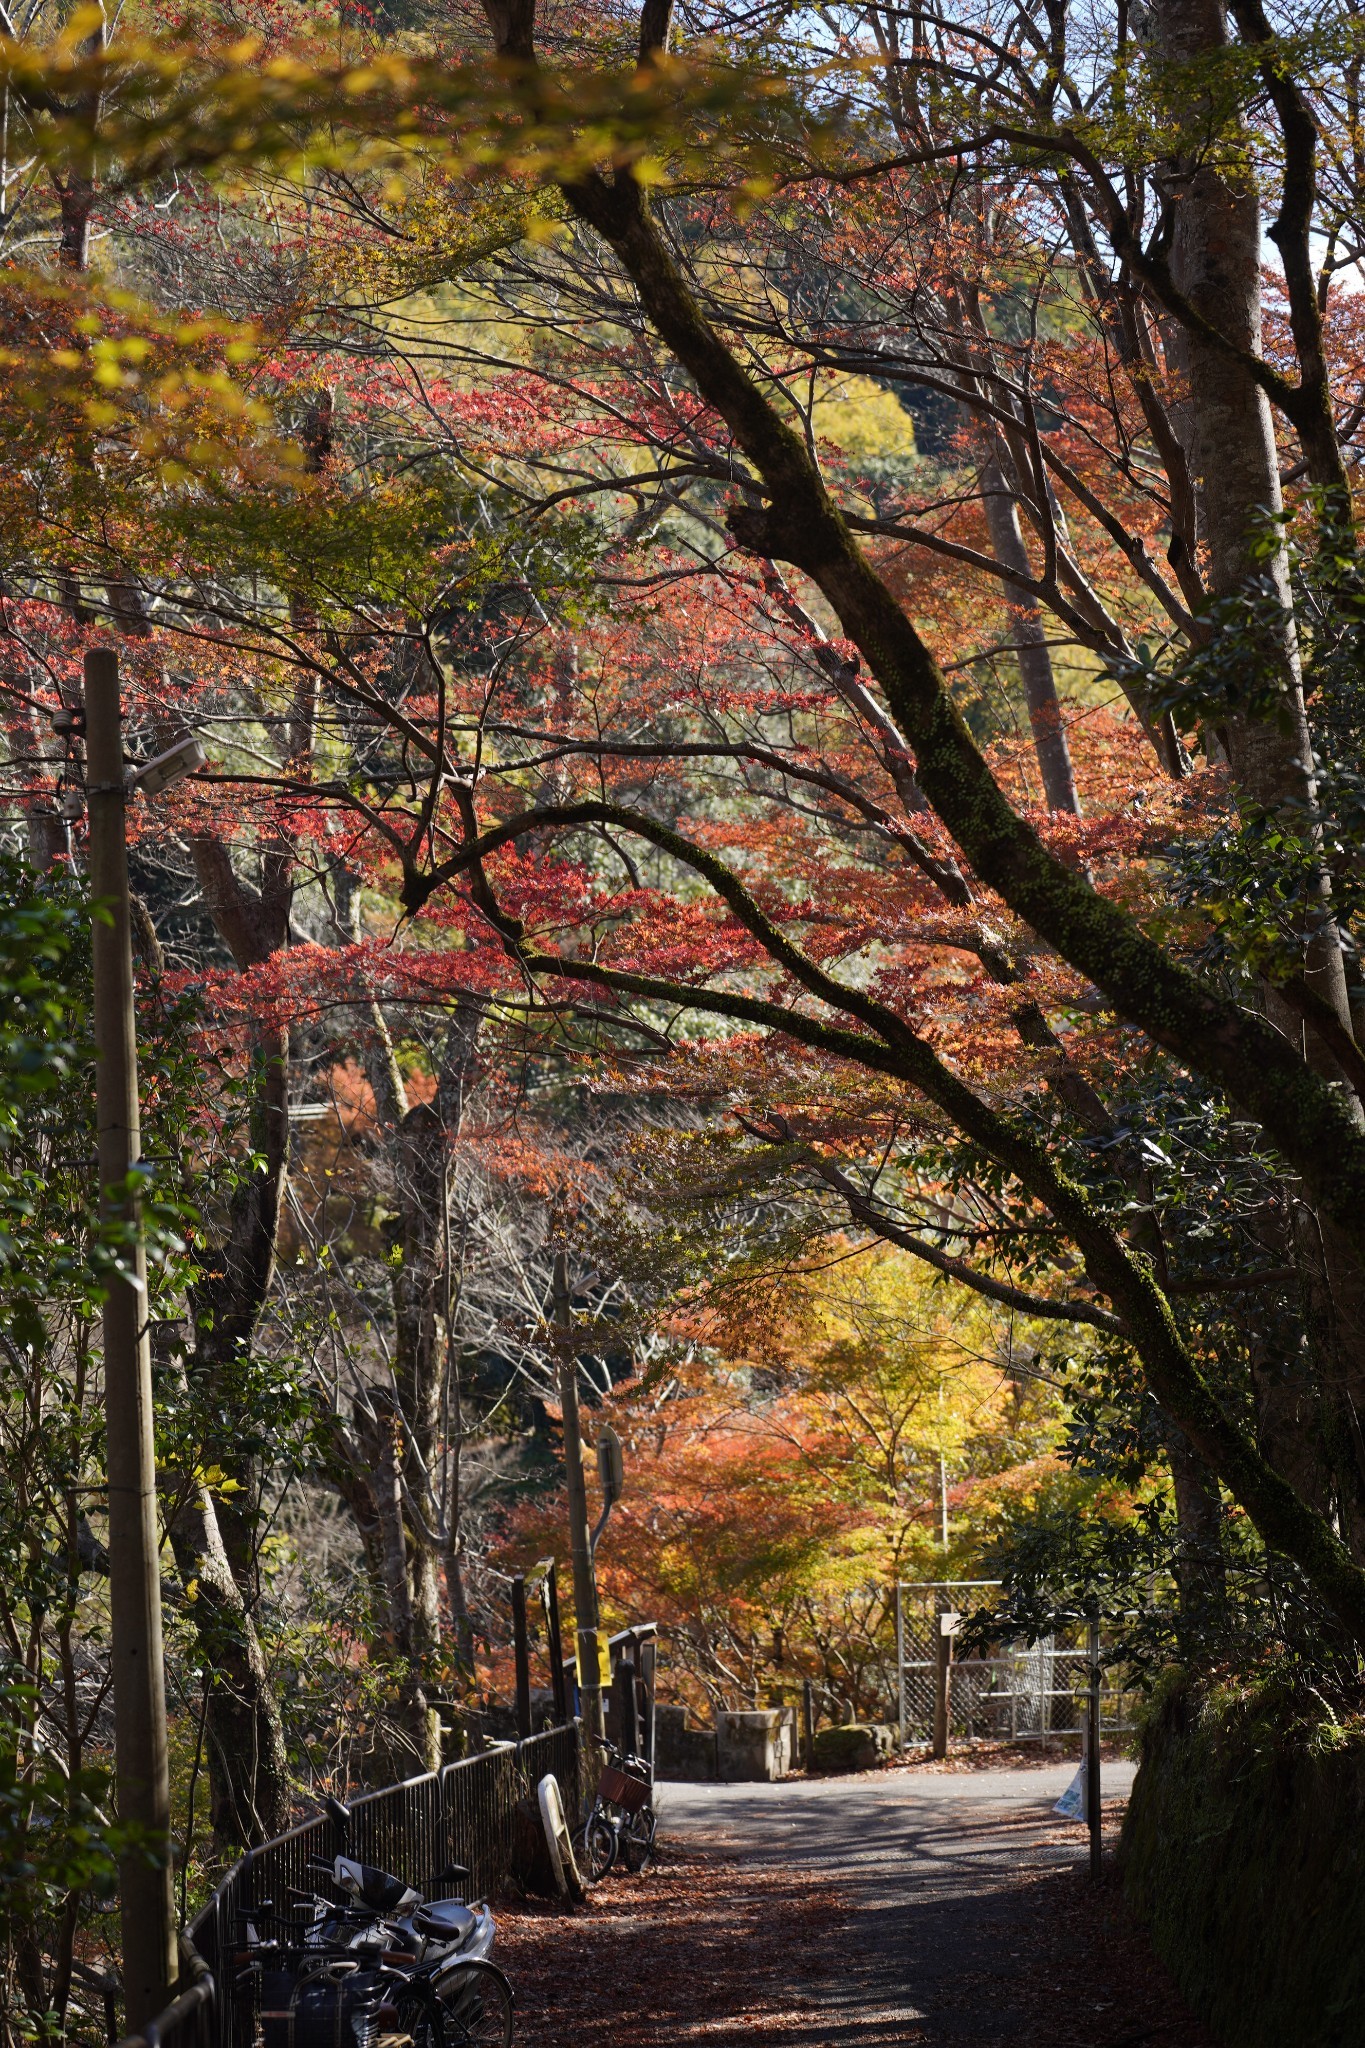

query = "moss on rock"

[
  {"left": 1122, "top": 1676, "right": 1365, "bottom": 2047},
  {"left": 811, "top": 1723, "right": 890, "bottom": 1773}
]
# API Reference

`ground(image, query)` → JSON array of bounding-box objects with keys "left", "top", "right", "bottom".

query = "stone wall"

[
  {"left": 1121, "top": 1677, "right": 1365, "bottom": 2048},
  {"left": 655, "top": 1703, "right": 720, "bottom": 1780},
  {"left": 655, "top": 1703, "right": 797, "bottom": 1781}
]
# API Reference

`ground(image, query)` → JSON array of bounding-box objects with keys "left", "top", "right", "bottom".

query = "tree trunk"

[
  {"left": 1153, "top": 0, "right": 1365, "bottom": 1550},
  {"left": 1163, "top": 1421, "right": 1228, "bottom": 1609},
  {"left": 1156, "top": 0, "right": 1351, "bottom": 1037},
  {"left": 91, "top": 583, "right": 297, "bottom": 1841},
  {"left": 167, "top": 1482, "right": 290, "bottom": 1845},
  {"left": 980, "top": 458, "right": 1082, "bottom": 814},
  {"left": 391, "top": 1105, "right": 445, "bottom": 1771},
  {"left": 329, "top": 1004, "right": 486, "bottom": 1767},
  {"left": 189, "top": 1019, "right": 291, "bottom": 1591}
]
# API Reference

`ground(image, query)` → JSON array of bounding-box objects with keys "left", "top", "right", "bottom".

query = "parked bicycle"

[
  {"left": 236, "top": 1795, "right": 515, "bottom": 2048},
  {"left": 572, "top": 1737, "right": 657, "bottom": 1880}
]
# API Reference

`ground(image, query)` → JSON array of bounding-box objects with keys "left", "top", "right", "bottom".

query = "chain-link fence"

[{"left": 896, "top": 1582, "right": 1135, "bottom": 1745}]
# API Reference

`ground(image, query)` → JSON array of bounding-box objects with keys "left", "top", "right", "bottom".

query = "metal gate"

[{"left": 894, "top": 1581, "right": 1134, "bottom": 1746}]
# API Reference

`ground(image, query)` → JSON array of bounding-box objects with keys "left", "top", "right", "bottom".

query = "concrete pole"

[
  {"left": 552, "top": 1250, "right": 605, "bottom": 1747},
  {"left": 84, "top": 648, "right": 178, "bottom": 2029}
]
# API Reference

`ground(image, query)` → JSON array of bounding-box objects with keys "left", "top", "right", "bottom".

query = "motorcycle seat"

[{"left": 412, "top": 1899, "right": 476, "bottom": 1943}]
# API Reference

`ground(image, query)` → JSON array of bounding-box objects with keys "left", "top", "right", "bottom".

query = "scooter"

[
  {"left": 254, "top": 1796, "right": 514, "bottom": 2047},
  {"left": 306, "top": 1844, "right": 496, "bottom": 1972}
]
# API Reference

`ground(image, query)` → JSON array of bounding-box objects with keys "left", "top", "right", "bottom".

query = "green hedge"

[{"left": 1122, "top": 1676, "right": 1365, "bottom": 2047}]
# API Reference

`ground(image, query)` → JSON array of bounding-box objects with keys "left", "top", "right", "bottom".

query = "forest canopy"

[{"left": 6, "top": 0, "right": 1365, "bottom": 2035}]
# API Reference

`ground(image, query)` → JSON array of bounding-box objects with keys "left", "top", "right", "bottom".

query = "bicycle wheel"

[
  {"left": 433, "top": 1960, "right": 514, "bottom": 2048},
  {"left": 390, "top": 1979, "right": 447, "bottom": 2048},
  {"left": 572, "top": 1809, "right": 617, "bottom": 1881},
  {"left": 620, "top": 1805, "right": 657, "bottom": 1873}
]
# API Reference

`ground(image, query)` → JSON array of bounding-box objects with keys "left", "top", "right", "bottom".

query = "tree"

[
  {"left": 0, "top": 854, "right": 266, "bottom": 2034},
  {"left": 8, "top": 0, "right": 1365, "bottom": 1775},
  {"left": 509, "top": 1238, "right": 1064, "bottom": 1717},
  {"left": 426, "top": 0, "right": 1365, "bottom": 1645}
]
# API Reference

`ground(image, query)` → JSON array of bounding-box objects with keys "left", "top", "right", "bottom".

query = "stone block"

[
  {"left": 810, "top": 1721, "right": 892, "bottom": 1773},
  {"left": 717, "top": 1708, "right": 793, "bottom": 1782}
]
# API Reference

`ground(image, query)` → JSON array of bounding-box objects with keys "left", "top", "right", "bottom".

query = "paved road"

[{"left": 658, "top": 1762, "right": 1137, "bottom": 2045}]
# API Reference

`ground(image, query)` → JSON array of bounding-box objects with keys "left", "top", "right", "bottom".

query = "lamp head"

[{"left": 132, "top": 733, "right": 207, "bottom": 799}]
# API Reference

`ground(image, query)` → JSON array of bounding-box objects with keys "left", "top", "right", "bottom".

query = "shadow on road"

[
  {"left": 657, "top": 1768, "right": 1213, "bottom": 2048},
  {"left": 497, "top": 1769, "right": 1212, "bottom": 2048}
]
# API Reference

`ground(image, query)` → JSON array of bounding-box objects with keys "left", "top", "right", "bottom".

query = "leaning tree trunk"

[
  {"left": 167, "top": 1481, "right": 291, "bottom": 1843},
  {"left": 385, "top": 1008, "right": 485, "bottom": 1766},
  {"left": 189, "top": 1016, "right": 292, "bottom": 1584},
  {"left": 178, "top": 824, "right": 295, "bottom": 1835},
  {"left": 1154, "top": 0, "right": 1365, "bottom": 1549},
  {"left": 180, "top": 1017, "right": 293, "bottom": 1840}
]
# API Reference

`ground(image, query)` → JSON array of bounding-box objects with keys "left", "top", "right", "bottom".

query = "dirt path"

[{"left": 496, "top": 1763, "right": 1216, "bottom": 2048}]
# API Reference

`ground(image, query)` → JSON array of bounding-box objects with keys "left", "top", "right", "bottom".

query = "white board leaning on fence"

[{"left": 537, "top": 1772, "right": 586, "bottom": 1902}]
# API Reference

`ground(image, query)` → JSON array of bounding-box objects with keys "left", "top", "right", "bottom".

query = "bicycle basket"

[{"left": 599, "top": 1762, "right": 652, "bottom": 1812}]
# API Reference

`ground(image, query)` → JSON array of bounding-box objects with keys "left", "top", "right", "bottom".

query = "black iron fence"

[{"left": 125, "top": 1723, "right": 583, "bottom": 2048}]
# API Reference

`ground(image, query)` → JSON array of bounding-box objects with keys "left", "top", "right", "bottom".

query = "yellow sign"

[{"left": 576, "top": 1629, "right": 612, "bottom": 1688}]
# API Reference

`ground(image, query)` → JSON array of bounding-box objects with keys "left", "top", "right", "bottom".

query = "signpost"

[
  {"left": 592, "top": 1422, "right": 623, "bottom": 1557},
  {"left": 1086, "top": 1616, "right": 1103, "bottom": 1877},
  {"left": 931, "top": 1607, "right": 958, "bottom": 1759}
]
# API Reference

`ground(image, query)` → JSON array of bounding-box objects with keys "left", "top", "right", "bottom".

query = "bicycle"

[
  {"left": 235, "top": 1876, "right": 514, "bottom": 2048},
  {"left": 572, "top": 1738, "right": 657, "bottom": 1880}
]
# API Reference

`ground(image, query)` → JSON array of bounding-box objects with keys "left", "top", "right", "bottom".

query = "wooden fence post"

[
  {"left": 542, "top": 1561, "right": 569, "bottom": 1724},
  {"left": 932, "top": 1611, "right": 951, "bottom": 1760},
  {"left": 1086, "top": 1615, "right": 1102, "bottom": 1878},
  {"left": 614, "top": 1654, "right": 640, "bottom": 1756},
  {"left": 511, "top": 1575, "right": 531, "bottom": 1739}
]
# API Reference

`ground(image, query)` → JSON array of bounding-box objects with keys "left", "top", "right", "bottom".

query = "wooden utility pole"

[
  {"left": 85, "top": 648, "right": 178, "bottom": 2029},
  {"left": 551, "top": 1250, "right": 605, "bottom": 1745}
]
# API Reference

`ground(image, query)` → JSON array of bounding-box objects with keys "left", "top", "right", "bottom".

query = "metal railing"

[{"left": 121, "top": 1722, "right": 583, "bottom": 2048}]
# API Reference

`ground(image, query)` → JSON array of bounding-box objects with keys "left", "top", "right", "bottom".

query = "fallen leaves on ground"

[
  {"left": 938, "top": 1806, "right": 1218, "bottom": 2048},
  {"left": 884, "top": 1740, "right": 1131, "bottom": 1775},
  {"left": 495, "top": 1841, "right": 847, "bottom": 2045},
  {"left": 494, "top": 1802, "right": 1216, "bottom": 2048}
]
